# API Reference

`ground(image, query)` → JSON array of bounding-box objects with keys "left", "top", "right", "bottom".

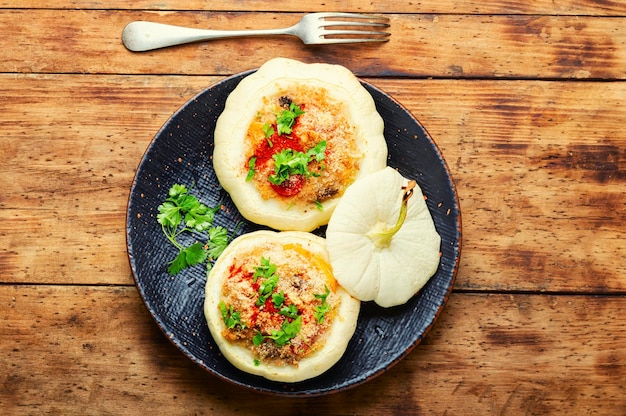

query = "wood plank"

[
  {"left": 2, "top": 0, "right": 626, "bottom": 16},
  {"left": 1, "top": 285, "right": 625, "bottom": 414},
  {"left": 1, "top": 75, "right": 625, "bottom": 291},
  {"left": 385, "top": 79, "right": 626, "bottom": 293},
  {"left": 2, "top": 10, "right": 626, "bottom": 79},
  {"left": 0, "top": 74, "right": 219, "bottom": 285}
]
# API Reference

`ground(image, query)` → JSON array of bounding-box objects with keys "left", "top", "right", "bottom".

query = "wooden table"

[{"left": 2, "top": 1, "right": 625, "bottom": 414}]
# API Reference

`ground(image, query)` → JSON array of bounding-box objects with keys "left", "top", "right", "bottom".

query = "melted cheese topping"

[{"left": 245, "top": 86, "right": 361, "bottom": 208}]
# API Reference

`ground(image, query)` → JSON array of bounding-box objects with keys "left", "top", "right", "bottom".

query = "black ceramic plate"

[{"left": 126, "top": 70, "right": 462, "bottom": 396}]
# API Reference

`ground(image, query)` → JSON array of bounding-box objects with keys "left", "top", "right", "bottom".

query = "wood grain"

[
  {"left": 0, "top": 74, "right": 213, "bottom": 285},
  {"left": 2, "top": 75, "right": 624, "bottom": 291},
  {"left": 2, "top": 0, "right": 626, "bottom": 15},
  {"left": 2, "top": 10, "right": 625, "bottom": 79},
  {"left": 2, "top": 286, "right": 625, "bottom": 414},
  {"left": 2, "top": 2, "right": 626, "bottom": 414}
]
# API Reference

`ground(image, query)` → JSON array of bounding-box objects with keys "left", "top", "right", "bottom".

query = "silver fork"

[{"left": 122, "top": 12, "right": 390, "bottom": 52}]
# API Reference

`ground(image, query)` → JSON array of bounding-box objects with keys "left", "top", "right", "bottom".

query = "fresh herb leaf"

[
  {"left": 168, "top": 183, "right": 189, "bottom": 199},
  {"left": 253, "top": 257, "right": 277, "bottom": 283},
  {"left": 268, "top": 149, "right": 309, "bottom": 185},
  {"left": 256, "top": 273, "right": 279, "bottom": 307},
  {"left": 314, "top": 285, "right": 332, "bottom": 323},
  {"left": 246, "top": 157, "right": 256, "bottom": 181},
  {"left": 157, "top": 183, "right": 233, "bottom": 276},
  {"left": 307, "top": 140, "right": 327, "bottom": 162},
  {"left": 267, "top": 140, "right": 326, "bottom": 186},
  {"left": 253, "top": 257, "right": 280, "bottom": 307},
  {"left": 272, "top": 291, "right": 285, "bottom": 308},
  {"left": 279, "top": 304, "right": 299, "bottom": 319},
  {"left": 314, "top": 285, "right": 330, "bottom": 302},
  {"left": 267, "top": 316, "right": 302, "bottom": 347},
  {"left": 157, "top": 185, "right": 217, "bottom": 232},
  {"left": 219, "top": 301, "right": 246, "bottom": 330},
  {"left": 314, "top": 302, "right": 332, "bottom": 324},
  {"left": 157, "top": 200, "right": 182, "bottom": 228},
  {"left": 254, "top": 316, "right": 302, "bottom": 347},
  {"left": 276, "top": 102, "right": 305, "bottom": 135},
  {"left": 176, "top": 193, "right": 200, "bottom": 213},
  {"left": 167, "top": 251, "right": 188, "bottom": 276},
  {"left": 253, "top": 332, "right": 264, "bottom": 346},
  {"left": 167, "top": 242, "right": 208, "bottom": 275},
  {"left": 184, "top": 201, "right": 218, "bottom": 232},
  {"left": 249, "top": 258, "right": 302, "bottom": 347},
  {"left": 207, "top": 226, "right": 229, "bottom": 260},
  {"left": 262, "top": 123, "right": 274, "bottom": 140}
]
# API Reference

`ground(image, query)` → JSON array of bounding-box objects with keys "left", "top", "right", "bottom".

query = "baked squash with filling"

[
  {"left": 204, "top": 230, "right": 360, "bottom": 382},
  {"left": 213, "top": 58, "right": 387, "bottom": 231}
]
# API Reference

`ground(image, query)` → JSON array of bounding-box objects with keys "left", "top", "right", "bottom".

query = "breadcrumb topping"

[
  {"left": 219, "top": 241, "right": 340, "bottom": 367},
  {"left": 245, "top": 85, "right": 362, "bottom": 209}
]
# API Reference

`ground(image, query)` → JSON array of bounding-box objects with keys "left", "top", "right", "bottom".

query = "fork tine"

[
  {"left": 317, "top": 12, "right": 390, "bottom": 39},
  {"left": 303, "top": 12, "right": 391, "bottom": 45},
  {"left": 322, "top": 29, "right": 391, "bottom": 37},
  {"left": 321, "top": 20, "right": 390, "bottom": 28},
  {"left": 316, "top": 37, "right": 390, "bottom": 44}
]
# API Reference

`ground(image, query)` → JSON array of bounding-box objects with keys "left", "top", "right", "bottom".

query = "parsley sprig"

[
  {"left": 269, "top": 140, "right": 327, "bottom": 186},
  {"left": 271, "top": 290, "right": 299, "bottom": 318},
  {"left": 253, "top": 257, "right": 279, "bottom": 307},
  {"left": 245, "top": 157, "right": 256, "bottom": 181},
  {"left": 276, "top": 102, "right": 305, "bottom": 135},
  {"left": 262, "top": 123, "right": 275, "bottom": 141},
  {"left": 253, "top": 316, "right": 302, "bottom": 347},
  {"left": 314, "top": 285, "right": 332, "bottom": 323},
  {"left": 279, "top": 303, "right": 299, "bottom": 319},
  {"left": 219, "top": 301, "right": 247, "bottom": 330},
  {"left": 156, "top": 183, "right": 234, "bottom": 275},
  {"left": 248, "top": 101, "right": 327, "bottom": 189},
  {"left": 250, "top": 257, "right": 303, "bottom": 348}
]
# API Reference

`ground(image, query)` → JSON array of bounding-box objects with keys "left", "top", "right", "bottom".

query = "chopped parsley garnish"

[
  {"left": 276, "top": 102, "right": 305, "bottom": 136},
  {"left": 307, "top": 140, "right": 327, "bottom": 163},
  {"left": 314, "top": 285, "right": 332, "bottom": 323},
  {"left": 253, "top": 316, "right": 302, "bottom": 347},
  {"left": 269, "top": 316, "right": 302, "bottom": 346},
  {"left": 245, "top": 156, "right": 256, "bottom": 181},
  {"left": 272, "top": 291, "right": 285, "bottom": 308},
  {"left": 262, "top": 123, "right": 275, "bottom": 140},
  {"left": 248, "top": 257, "right": 305, "bottom": 348},
  {"left": 252, "top": 332, "right": 264, "bottom": 346},
  {"left": 249, "top": 101, "right": 327, "bottom": 190},
  {"left": 273, "top": 291, "right": 299, "bottom": 318},
  {"left": 279, "top": 304, "right": 299, "bottom": 319},
  {"left": 254, "top": 257, "right": 279, "bottom": 307},
  {"left": 156, "top": 183, "right": 236, "bottom": 276},
  {"left": 257, "top": 275, "right": 279, "bottom": 307},
  {"left": 253, "top": 257, "right": 277, "bottom": 282},
  {"left": 219, "top": 301, "right": 247, "bottom": 330},
  {"left": 268, "top": 140, "right": 327, "bottom": 186}
]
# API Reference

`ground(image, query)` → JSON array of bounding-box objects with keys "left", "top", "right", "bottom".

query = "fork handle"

[{"left": 122, "top": 21, "right": 294, "bottom": 52}]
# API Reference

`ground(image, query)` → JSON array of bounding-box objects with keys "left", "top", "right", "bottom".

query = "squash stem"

[{"left": 368, "top": 180, "right": 416, "bottom": 248}]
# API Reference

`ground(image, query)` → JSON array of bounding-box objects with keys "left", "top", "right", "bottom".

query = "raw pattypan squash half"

[{"left": 326, "top": 167, "right": 441, "bottom": 308}]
